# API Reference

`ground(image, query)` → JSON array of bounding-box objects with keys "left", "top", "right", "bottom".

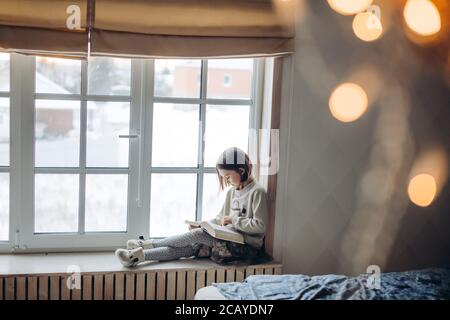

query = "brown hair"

[{"left": 215, "top": 147, "right": 253, "bottom": 190}]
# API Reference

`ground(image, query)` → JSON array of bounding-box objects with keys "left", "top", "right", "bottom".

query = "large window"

[
  {"left": 34, "top": 57, "right": 132, "bottom": 235},
  {"left": 0, "top": 54, "right": 262, "bottom": 251},
  {"left": 150, "top": 59, "right": 254, "bottom": 237}
]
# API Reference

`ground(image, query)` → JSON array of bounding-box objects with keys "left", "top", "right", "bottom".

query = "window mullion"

[
  {"left": 78, "top": 60, "right": 88, "bottom": 235},
  {"left": 196, "top": 59, "right": 208, "bottom": 221},
  {"left": 137, "top": 59, "right": 154, "bottom": 237},
  {"left": 126, "top": 59, "right": 150, "bottom": 237},
  {"left": 9, "top": 54, "right": 35, "bottom": 250}
]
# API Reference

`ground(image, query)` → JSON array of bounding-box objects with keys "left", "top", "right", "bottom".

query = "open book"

[{"left": 185, "top": 220, "right": 245, "bottom": 244}]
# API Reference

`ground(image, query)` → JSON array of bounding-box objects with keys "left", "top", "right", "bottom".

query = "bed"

[{"left": 194, "top": 268, "right": 450, "bottom": 300}]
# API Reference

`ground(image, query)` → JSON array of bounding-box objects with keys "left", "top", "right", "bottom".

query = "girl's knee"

[{"left": 189, "top": 228, "right": 204, "bottom": 235}]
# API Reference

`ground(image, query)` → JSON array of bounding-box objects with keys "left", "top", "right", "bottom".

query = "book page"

[{"left": 184, "top": 220, "right": 201, "bottom": 227}]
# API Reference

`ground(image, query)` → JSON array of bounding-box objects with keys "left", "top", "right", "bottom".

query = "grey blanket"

[{"left": 213, "top": 268, "right": 450, "bottom": 300}]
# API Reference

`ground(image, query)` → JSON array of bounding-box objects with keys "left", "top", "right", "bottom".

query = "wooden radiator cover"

[{"left": 0, "top": 263, "right": 282, "bottom": 300}]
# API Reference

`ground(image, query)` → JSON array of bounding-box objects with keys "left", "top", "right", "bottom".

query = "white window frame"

[
  {"left": 0, "top": 55, "right": 11, "bottom": 249},
  {"left": 0, "top": 54, "right": 266, "bottom": 253}
]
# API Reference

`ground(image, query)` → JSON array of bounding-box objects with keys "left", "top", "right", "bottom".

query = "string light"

[
  {"left": 329, "top": 83, "right": 368, "bottom": 122},
  {"left": 327, "top": 0, "right": 373, "bottom": 16},
  {"left": 352, "top": 10, "right": 383, "bottom": 42},
  {"left": 404, "top": 0, "right": 442, "bottom": 37},
  {"left": 408, "top": 174, "right": 437, "bottom": 207}
]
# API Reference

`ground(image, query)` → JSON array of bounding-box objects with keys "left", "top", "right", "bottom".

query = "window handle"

[{"left": 118, "top": 134, "right": 140, "bottom": 139}]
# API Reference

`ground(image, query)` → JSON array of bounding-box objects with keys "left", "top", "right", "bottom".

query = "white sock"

[
  {"left": 127, "top": 238, "right": 155, "bottom": 250},
  {"left": 115, "top": 247, "right": 145, "bottom": 267}
]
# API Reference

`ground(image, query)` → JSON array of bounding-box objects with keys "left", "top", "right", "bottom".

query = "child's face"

[{"left": 218, "top": 168, "right": 244, "bottom": 188}]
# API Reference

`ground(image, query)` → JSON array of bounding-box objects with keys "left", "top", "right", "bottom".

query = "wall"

[{"left": 274, "top": 0, "right": 450, "bottom": 276}]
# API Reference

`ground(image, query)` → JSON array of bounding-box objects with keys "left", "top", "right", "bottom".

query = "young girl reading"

[{"left": 115, "top": 147, "right": 269, "bottom": 267}]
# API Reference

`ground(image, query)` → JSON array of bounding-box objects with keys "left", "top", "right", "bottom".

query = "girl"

[{"left": 115, "top": 147, "right": 269, "bottom": 267}]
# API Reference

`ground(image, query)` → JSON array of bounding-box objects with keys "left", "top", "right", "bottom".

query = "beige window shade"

[
  {"left": 0, "top": 0, "right": 89, "bottom": 58},
  {"left": 91, "top": 0, "right": 295, "bottom": 58},
  {"left": 0, "top": 0, "right": 295, "bottom": 59}
]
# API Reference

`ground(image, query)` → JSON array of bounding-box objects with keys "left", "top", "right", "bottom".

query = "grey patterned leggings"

[{"left": 143, "top": 228, "right": 215, "bottom": 261}]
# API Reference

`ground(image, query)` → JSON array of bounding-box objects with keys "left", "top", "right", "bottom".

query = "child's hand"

[
  {"left": 221, "top": 216, "right": 233, "bottom": 226},
  {"left": 188, "top": 224, "right": 200, "bottom": 230}
]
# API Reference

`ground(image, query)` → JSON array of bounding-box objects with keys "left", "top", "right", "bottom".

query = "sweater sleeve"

[{"left": 231, "top": 189, "right": 268, "bottom": 235}]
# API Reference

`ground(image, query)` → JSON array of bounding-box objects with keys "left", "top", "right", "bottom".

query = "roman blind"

[
  {"left": 0, "top": 0, "right": 295, "bottom": 59},
  {"left": 0, "top": 0, "right": 90, "bottom": 58}
]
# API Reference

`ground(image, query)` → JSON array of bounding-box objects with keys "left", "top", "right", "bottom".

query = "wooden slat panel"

[
  {"left": 196, "top": 270, "right": 206, "bottom": 292},
  {"left": 115, "top": 273, "right": 124, "bottom": 300},
  {"left": 216, "top": 269, "right": 225, "bottom": 283},
  {"left": 166, "top": 271, "right": 176, "bottom": 300},
  {"left": 135, "top": 273, "right": 145, "bottom": 300},
  {"left": 50, "top": 276, "right": 60, "bottom": 300},
  {"left": 176, "top": 271, "right": 186, "bottom": 300},
  {"left": 264, "top": 267, "right": 274, "bottom": 275},
  {"left": 94, "top": 274, "right": 104, "bottom": 300},
  {"left": 255, "top": 267, "right": 264, "bottom": 275},
  {"left": 72, "top": 285, "right": 81, "bottom": 300},
  {"left": 206, "top": 269, "right": 215, "bottom": 286},
  {"left": 27, "top": 276, "right": 37, "bottom": 300},
  {"left": 125, "top": 273, "right": 135, "bottom": 300},
  {"left": 226, "top": 268, "right": 235, "bottom": 282},
  {"left": 186, "top": 270, "right": 196, "bottom": 300},
  {"left": 246, "top": 266, "right": 256, "bottom": 277},
  {"left": 156, "top": 271, "right": 166, "bottom": 300},
  {"left": 5, "top": 277, "right": 15, "bottom": 300},
  {"left": 236, "top": 267, "right": 245, "bottom": 282},
  {"left": 104, "top": 274, "right": 114, "bottom": 300},
  {"left": 146, "top": 272, "right": 156, "bottom": 300},
  {"left": 60, "top": 276, "right": 71, "bottom": 300},
  {"left": 16, "top": 277, "right": 26, "bottom": 300},
  {"left": 38, "top": 276, "right": 48, "bottom": 300},
  {"left": 274, "top": 266, "right": 282, "bottom": 275},
  {"left": 0, "top": 263, "right": 282, "bottom": 301},
  {"left": 82, "top": 275, "right": 92, "bottom": 300}
]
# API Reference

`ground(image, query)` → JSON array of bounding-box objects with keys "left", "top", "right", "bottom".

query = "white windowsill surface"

[{"left": 0, "top": 252, "right": 280, "bottom": 276}]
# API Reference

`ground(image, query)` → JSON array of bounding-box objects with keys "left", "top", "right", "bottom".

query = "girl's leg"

[
  {"left": 116, "top": 245, "right": 197, "bottom": 267},
  {"left": 152, "top": 228, "right": 214, "bottom": 248},
  {"left": 143, "top": 246, "right": 195, "bottom": 261}
]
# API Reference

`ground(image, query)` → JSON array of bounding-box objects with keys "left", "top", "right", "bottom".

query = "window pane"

[
  {"left": 88, "top": 57, "right": 131, "bottom": 96},
  {"left": 0, "top": 98, "right": 9, "bottom": 166},
  {"left": 207, "top": 59, "right": 253, "bottom": 99},
  {"left": 85, "top": 174, "right": 128, "bottom": 232},
  {"left": 0, "top": 53, "right": 10, "bottom": 92},
  {"left": 150, "top": 174, "right": 197, "bottom": 237},
  {"left": 0, "top": 173, "right": 9, "bottom": 240},
  {"left": 154, "top": 59, "right": 201, "bottom": 98},
  {"left": 204, "top": 105, "right": 250, "bottom": 167},
  {"left": 36, "top": 57, "right": 81, "bottom": 94},
  {"left": 35, "top": 174, "right": 79, "bottom": 233},
  {"left": 202, "top": 174, "right": 229, "bottom": 222},
  {"left": 152, "top": 103, "right": 199, "bottom": 167},
  {"left": 86, "top": 102, "right": 130, "bottom": 167},
  {"left": 35, "top": 100, "right": 80, "bottom": 167}
]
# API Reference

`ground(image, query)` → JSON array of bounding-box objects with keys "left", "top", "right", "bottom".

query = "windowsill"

[{"left": 0, "top": 251, "right": 281, "bottom": 276}]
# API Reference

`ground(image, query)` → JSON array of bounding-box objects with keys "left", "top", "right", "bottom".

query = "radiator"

[{"left": 0, "top": 263, "right": 282, "bottom": 300}]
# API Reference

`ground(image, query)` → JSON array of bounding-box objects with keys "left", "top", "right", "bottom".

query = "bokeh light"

[
  {"left": 353, "top": 11, "right": 383, "bottom": 41},
  {"left": 407, "top": 173, "right": 437, "bottom": 207},
  {"left": 327, "top": 0, "right": 373, "bottom": 16},
  {"left": 403, "top": 0, "right": 442, "bottom": 37},
  {"left": 329, "top": 83, "right": 368, "bottom": 122}
]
